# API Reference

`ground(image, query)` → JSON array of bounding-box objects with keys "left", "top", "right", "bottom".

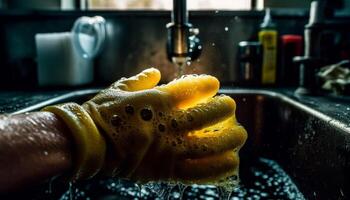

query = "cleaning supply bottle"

[{"left": 259, "top": 8, "right": 278, "bottom": 85}]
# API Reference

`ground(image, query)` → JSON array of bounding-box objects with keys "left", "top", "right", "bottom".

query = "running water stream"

[{"left": 172, "top": 57, "right": 189, "bottom": 77}]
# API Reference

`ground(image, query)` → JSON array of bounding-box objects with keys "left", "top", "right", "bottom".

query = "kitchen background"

[
  {"left": 0, "top": 0, "right": 349, "bottom": 89},
  {"left": 1, "top": 1, "right": 350, "bottom": 200}
]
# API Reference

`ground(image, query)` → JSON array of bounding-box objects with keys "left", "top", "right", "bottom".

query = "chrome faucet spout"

[
  {"left": 294, "top": 0, "right": 347, "bottom": 95},
  {"left": 172, "top": 0, "right": 188, "bottom": 25},
  {"left": 166, "top": 0, "right": 202, "bottom": 66}
]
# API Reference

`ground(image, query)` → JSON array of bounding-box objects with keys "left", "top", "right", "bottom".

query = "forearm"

[{"left": 0, "top": 111, "right": 73, "bottom": 192}]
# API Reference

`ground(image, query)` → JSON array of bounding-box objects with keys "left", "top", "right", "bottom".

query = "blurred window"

[{"left": 88, "top": 0, "right": 252, "bottom": 10}]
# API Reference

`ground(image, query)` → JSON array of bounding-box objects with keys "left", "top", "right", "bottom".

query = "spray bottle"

[{"left": 259, "top": 8, "right": 278, "bottom": 85}]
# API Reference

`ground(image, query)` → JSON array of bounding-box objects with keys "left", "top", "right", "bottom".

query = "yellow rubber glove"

[{"left": 82, "top": 68, "right": 247, "bottom": 185}]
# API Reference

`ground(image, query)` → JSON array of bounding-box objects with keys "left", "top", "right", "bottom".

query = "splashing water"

[
  {"left": 177, "top": 183, "right": 187, "bottom": 199},
  {"left": 45, "top": 177, "right": 54, "bottom": 195},
  {"left": 172, "top": 57, "right": 190, "bottom": 77},
  {"left": 136, "top": 183, "right": 143, "bottom": 198},
  {"left": 144, "top": 182, "right": 163, "bottom": 196},
  {"left": 69, "top": 182, "right": 74, "bottom": 200},
  {"left": 158, "top": 183, "right": 175, "bottom": 199},
  {"left": 218, "top": 186, "right": 232, "bottom": 200},
  {"left": 176, "top": 62, "right": 186, "bottom": 77},
  {"left": 54, "top": 157, "right": 304, "bottom": 200}
]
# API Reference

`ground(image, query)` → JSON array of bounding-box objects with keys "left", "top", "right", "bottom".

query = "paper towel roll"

[{"left": 35, "top": 32, "right": 93, "bottom": 86}]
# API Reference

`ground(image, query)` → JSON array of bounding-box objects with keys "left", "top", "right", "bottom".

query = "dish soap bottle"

[{"left": 259, "top": 8, "right": 278, "bottom": 85}]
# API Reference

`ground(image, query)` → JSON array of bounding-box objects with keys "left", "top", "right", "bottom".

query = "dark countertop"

[
  {"left": 0, "top": 90, "right": 70, "bottom": 113},
  {"left": 0, "top": 87, "right": 349, "bottom": 126},
  {"left": 283, "top": 90, "right": 350, "bottom": 127}
]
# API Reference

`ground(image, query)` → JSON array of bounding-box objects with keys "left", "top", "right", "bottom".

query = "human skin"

[{"left": 0, "top": 112, "right": 73, "bottom": 192}]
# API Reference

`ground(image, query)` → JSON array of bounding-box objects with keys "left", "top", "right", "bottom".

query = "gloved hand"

[{"left": 45, "top": 68, "right": 247, "bottom": 185}]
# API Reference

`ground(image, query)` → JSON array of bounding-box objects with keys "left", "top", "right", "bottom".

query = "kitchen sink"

[{"left": 12, "top": 88, "right": 350, "bottom": 200}]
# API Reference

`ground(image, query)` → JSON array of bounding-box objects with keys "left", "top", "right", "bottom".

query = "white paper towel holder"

[{"left": 35, "top": 16, "right": 106, "bottom": 87}]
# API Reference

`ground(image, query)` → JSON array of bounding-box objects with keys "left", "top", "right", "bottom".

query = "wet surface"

[
  {"left": 284, "top": 90, "right": 350, "bottom": 128},
  {"left": 0, "top": 158, "right": 304, "bottom": 200},
  {"left": 51, "top": 157, "right": 303, "bottom": 200},
  {"left": 0, "top": 91, "right": 68, "bottom": 114}
]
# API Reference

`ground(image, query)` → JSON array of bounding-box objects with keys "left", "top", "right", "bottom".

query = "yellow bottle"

[{"left": 259, "top": 8, "right": 278, "bottom": 84}]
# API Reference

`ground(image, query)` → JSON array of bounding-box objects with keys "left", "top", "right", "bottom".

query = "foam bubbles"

[
  {"left": 125, "top": 105, "right": 134, "bottom": 115},
  {"left": 140, "top": 108, "right": 153, "bottom": 121},
  {"left": 62, "top": 157, "right": 304, "bottom": 199},
  {"left": 110, "top": 114, "right": 122, "bottom": 127}
]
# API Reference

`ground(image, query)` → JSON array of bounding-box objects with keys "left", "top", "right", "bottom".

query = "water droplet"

[
  {"left": 224, "top": 27, "right": 229, "bottom": 31},
  {"left": 28, "top": 136, "right": 35, "bottom": 141}
]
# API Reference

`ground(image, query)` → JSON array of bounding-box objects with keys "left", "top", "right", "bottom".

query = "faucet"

[
  {"left": 166, "top": 0, "right": 202, "bottom": 67},
  {"left": 294, "top": 0, "right": 347, "bottom": 95}
]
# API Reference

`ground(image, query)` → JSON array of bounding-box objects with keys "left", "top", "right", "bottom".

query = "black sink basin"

[{"left": 12, "top": 88, "right": 350, "bottom": 200}]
